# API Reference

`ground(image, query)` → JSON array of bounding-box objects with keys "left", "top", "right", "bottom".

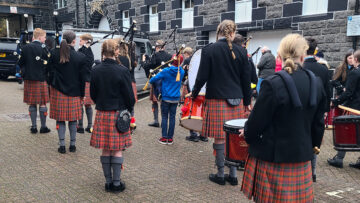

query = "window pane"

[
  {"left": 303, "top": 0, "right": 328, "bottom": 15},
  {"left": 235, "top": 0, "right": 252, "bottom": 23},
  {"left": 0, "top": 18, "right": 7, "bottom": 38},
  {"left": 124, "top": 11, "right": 129, "bottom": 19},
  {"left": 151, "top": 6, "right": 158, "bottom": 14},
  {"left": 184, "top": 0, "right": 194, "bottom": 9}
]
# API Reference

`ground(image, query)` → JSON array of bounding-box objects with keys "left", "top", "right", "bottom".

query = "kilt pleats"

[
  {"left": 202, "top": 99, "right": 248, "bottom": 139},
  {"left": 83, "top": 82, "right": 94, "bottom": 105},
  {"left": 90, "top": 110, "right": 132, "bottom": 151},
  {"left": 241, "top": 156, "right": 314, "bottom": 203},
  {"left": 23, "top": 80, "right": 49, "bottom": 105},
  {"left": 49, "top": 87, "right": 82, "bottom": 121}
]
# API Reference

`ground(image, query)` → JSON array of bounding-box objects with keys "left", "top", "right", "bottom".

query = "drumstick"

[{"left": 338, "top": 105, "right": 360, "bottom": 115}]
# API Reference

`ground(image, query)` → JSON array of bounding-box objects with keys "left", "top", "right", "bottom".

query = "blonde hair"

[
  {"left": 216, "top": 20, "right": 236, "bottom": 60},
  {"left": 183, "top": 47, "right": 193, "bottom": 56},
  {"left": 33, "top": 28, "right": 46, "bottom": 39},
  {"left": 80, "top": 33, "right": 93, "bottom": 43},
  {"left": 101, "top": 39, "right": 119, "bottom": 60},
  {"left": 278, "top": 34, "right": 309, "bottom": 74}
]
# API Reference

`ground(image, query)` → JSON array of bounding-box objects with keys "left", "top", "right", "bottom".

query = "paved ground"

[{"left": 1, "top": 79, "right": 360, "bottom": 202}]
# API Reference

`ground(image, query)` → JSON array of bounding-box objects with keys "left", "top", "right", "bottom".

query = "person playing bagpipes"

[{"left": 77, "top": 34, "right": 95, "bottom": 134}]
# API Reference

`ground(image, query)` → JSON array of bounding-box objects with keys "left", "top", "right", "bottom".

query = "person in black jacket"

[
  {"left": 142, "top": 40, "right": 172, "bottom": 127},
  {"left": 90, "top": 39, "right": 135, "bottom": 193},
  {"left": 303, "top": 38, "right": 331, "bottom": 182},
  {"left": 241, "top": 34, "right": 326, "bottom": 202},
  {"left": 18, "top": 28, "right": 51, "bottom": 134},
  {"left": 331, "top": 50, "right": 354, "bottom": 96},
  {"left": 330, "top": 50, "right": 360, "bottom": 170},
  {"left": 48, "top": 30, "right": 87, "bottom": 154},
  {"left": 192, "top": 20, "right": 251, "bottom": 186},
  {"left": 77, "top": 34, "right": 95, "bottom": 134},
  {"left": 256, "top": 46, "right": 276, "bottom": 93}
]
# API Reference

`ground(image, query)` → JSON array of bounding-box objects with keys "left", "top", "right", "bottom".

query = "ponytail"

[
  {"left": 216, "top": 20, "right": 237, "bottom": 60},
  {"left": 283, "top": 58, "right": 296, "bottom": 74},
  {"left": 59, "top": 39, "right": 70, "bottom": 64}
]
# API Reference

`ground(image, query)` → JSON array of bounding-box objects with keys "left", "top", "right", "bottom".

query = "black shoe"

[
  {"left": 349, "top": 160, "right": 360, "bottom": 169},
  {"left": 327, "top": 156, "right": 343, "bottom": 168},
  {"left": 40, "top": 127, "right": 51, "bottom": 133},
  {"left": 199, "top": 136, "right": 208, "bottom": 142},
  {"left": 186, "top": 135, "right": 199, "bottom": 142},
  {"left": 58, "top": 146, "right": 66, "bottom": 154},
  {"left": 30, "top": 127, "right": 38, "bottom": 134},
  {"left": 312, "top": 175, "right": 316, "bottom": 182},
  {"left": 148, "top": 122, "right": 160, "bottom": 127},
  {"left": 85, "top": 127, "right": 92, "bottom": 133},
  {"left": 224, "top": 174, "right": 238, "bottom": 186},
  {"left": 105, "top": 183, "right": 113, "bottom": 192},
  {"left": 111, "top": 181, "right": 126, "bottom": 193},
  {"left": 69, "top": 145, "right": 76, "bottom": 152},
  {"left": 209, "top": 174, "right": 225, "bottom": 185},
  {"left": 77, "top": 127, "right": 85, "bottom": 133}
]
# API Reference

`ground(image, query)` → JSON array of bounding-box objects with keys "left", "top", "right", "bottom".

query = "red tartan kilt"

[
  {"left": 149, "top": 85, "right": 158, "bottom": 102},
  {"left": 241, "top": 156, "right": 314, "bottom": 202},
  {"left": 90, "top": 110, "right": 132, "bottom": 151},
  {"left": 49, "top": 87, "right": 82, "bottom": 121},
  {"left": 83, "top": 82, "right": 94, "bottom": 105},
  {"left": 23, "top": 80, "right": 49, "bottom": 105},
  {"left": 202, "top": 99, "right": 249, "bottom": 139},
  {"left": 132, "top": 82, "right": 138, "bottom": 102}
]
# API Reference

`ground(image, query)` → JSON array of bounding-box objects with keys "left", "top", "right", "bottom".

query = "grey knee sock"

[
  {"left": 152, "top": 103, "right": 159, "bottom": 123},
  {"left": 111, "top": 156, "right": 124, "bottom": 186},
  {"left": 78, "top": 107, "right": 84, "bottom": 128},
  {"left": 29, "top": 105, "right": 37, "bottom": 128},
  {"left": 311, "top": 154, "right": 317, "bottom": 176},
  {"left": 230, "top": 166, "right": 237, "bottom": 178},
  {"left": 39, "top": 106, "right": 48, "bottom": 128},
  {"left": 100, "top": 156, "right": 112, "bottom": 184},
  {"left": 214, "top": 143, "right": 225, "bottom": 178},
  {"left": 57, "top": 121, "right": 66, "bottom": 146},
  {"left": 69, "top": 121, "right": 77, "bottom": 146},
  {"left": 85, "top": 106, "right": 93, "bottom": 128}
]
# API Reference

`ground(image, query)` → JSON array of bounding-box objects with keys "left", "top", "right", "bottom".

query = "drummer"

[
  {"left": 241, "top": 33, "right": 326, "bottom": 202},
  {"left": 191, "top": 20, "right": 251, "bottom": 185},
  {"left": 331, "top": 49, "right": 360, "bottom": 169}
]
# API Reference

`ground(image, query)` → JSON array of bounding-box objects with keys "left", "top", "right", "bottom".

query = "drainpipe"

[
  {"left": 353, "top": 0, "right": 359, "bottom": 50},
  {"left": 84, "top": 0, "right": 88, "bottom": 28},
  {"left": 75, "top": 0, "right": 79, "bottom": 27}
]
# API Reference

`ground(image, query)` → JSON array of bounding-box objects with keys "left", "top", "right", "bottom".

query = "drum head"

[
  {"left": 224, "top": 119, "right": 248, "bottom": 129},
  {"left": 188, "top": 49, "right": 206, "bottom": 93}
]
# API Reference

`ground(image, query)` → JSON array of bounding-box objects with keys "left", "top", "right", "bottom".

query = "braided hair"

[
  {"left": 278, "top": 34, "right": 308, "bottom": 74},
  {"left": 216, "top": 20, "right": 236, "bottom": 60}
]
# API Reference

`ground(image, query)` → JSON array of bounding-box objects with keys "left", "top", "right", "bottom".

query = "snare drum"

[
  {"left": 326, "top": 107, "right": 343, "bottom": 129},
  {"left": 333, "top": 115, "right": 360, "bottom": 151},
  {"left": 180, "top": 93, "right": 205, "bottom": 132},
  {"left": 223, "top": 119, "right": 248, "bottom": 167}
]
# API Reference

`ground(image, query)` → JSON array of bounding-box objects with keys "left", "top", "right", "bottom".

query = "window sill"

[
  {"left": 178, "top": 28, "right": 195, "bottom": 33},
  {"left": 148, "top": 31, "right": 161, "bottom": 36}
]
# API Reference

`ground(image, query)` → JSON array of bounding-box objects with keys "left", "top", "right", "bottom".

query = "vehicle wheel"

[{"left": 0, "top": 74, "right": 9, "bottom": 80}]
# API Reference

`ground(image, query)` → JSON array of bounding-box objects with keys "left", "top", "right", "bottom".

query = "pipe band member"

[
  {"left": 18, "top": 28, "right": 51, "bottom": 134},
  {"left": 241, "top": 34, "right": 326, "bottom": 202},
  {"left": 48, "top": 30, "right": 87, "bottom": 154},
  {"left": 143, "top": 40, "right": 172, "bottom": 128},
  {"left": 90, "top": 39, "right": 135, "bottom": 193},
  {"left": 192, "top": 20, "right": 252, "bottom": 186},
  {"left": 77, "top": 33, "right": 95, "bottom": 134}
]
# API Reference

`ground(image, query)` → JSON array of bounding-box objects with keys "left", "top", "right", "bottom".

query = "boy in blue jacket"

[{"left": 150, "top": 54, "right": 185, "bottom": 145}]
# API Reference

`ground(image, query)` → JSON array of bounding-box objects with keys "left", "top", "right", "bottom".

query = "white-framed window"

[
  {"left": 122, "top": 10, "right": 130, "bottom": 32},
  {"left": 149, "top": 5, "right": 159, "bottom": 32},
  {"left": 235, "top": 0, "right": 252, "bottom": 23},
  {"left": 182, "top": 0, "right": 194, "bottom": 29},
  {"left": 57, "top": 0, "right": 67, "bottom": 9},
  {"left": 302, "top": 0, "right": 328, "bottom": 16}
]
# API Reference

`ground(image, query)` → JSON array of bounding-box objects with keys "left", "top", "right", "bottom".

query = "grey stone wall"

[
  {"left": 0, "top": 0, "right": 54, "bottom": 30},
  {"left": 57, "top": 0, "right": 356, "bottom": 67}
]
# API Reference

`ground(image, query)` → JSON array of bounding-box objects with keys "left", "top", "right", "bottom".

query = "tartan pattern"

[
  {"left": 49, "top": 87, "right": 82, "bottom": 121},
  {"left": 90, "top": 110, "right": 132, "bottom": 150},
  {"left": 149, "top": 85, "right": 158, "bottom": 102},
  {"left": 23, "top": 80, "right": 49, "bottom": 105},
  {"left": 83, "top": 82, "right": 94, "bottom": 105},
  {"left": 241, "top": 156, "right": 314, "bottom": 203},
  {"left": 132, "top": 82, "right": 138, "bottom": 102},
  {"left": 202, "top": 99, "right": 248, "bottom": 139},
  {"left": 180, "top": 84, "right": 188, "bottom": 103}
]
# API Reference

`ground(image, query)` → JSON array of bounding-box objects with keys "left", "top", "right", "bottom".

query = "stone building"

[
  {"left": 55, "top": 0, "right": 356, "bottom": 67},
  {"left": 0, "top": 0, "right": 54, "bottom": 37}
]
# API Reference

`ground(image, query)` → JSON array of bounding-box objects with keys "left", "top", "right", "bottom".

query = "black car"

[{"left": 0, "top": 31, "right": 59, "bottom": 80}]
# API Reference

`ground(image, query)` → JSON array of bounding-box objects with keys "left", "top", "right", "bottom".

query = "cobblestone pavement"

[{"left": 1, "top": 79, "right": 360, "bottom": 202}]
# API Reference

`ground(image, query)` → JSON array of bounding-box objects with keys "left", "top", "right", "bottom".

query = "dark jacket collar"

[
  {"left": 103, "top": 58, "right": 118, "bottom": 64},
  {"left": 304, "top": 57, "right": 317, "bottom": 63}
]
